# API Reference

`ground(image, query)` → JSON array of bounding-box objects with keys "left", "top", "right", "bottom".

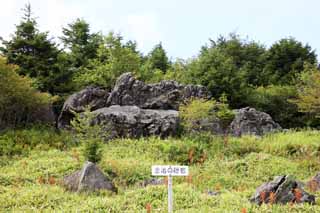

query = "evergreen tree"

[
  {"left": 60, "top": 18, "right": 102, "bottom": 68},
  {"left": 262, "top": 38, "right": 317, "bottom": 85},
  {"left": 147, "top": 42, "right": 170, "bottom": 73},
  {"left": 0, "top": 4, "right": 60, "bottom": 93}
]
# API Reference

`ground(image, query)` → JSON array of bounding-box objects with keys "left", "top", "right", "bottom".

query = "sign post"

[{"left": 152, "top": 165, "right": 189, "bottom": 213}]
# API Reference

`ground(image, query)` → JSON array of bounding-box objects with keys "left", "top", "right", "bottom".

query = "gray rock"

[
  {"left": 207, "top": 190, "right": 220, "bottom": 196},
  {"left": 229, "top": 107, "right": 282, "bottom": 136},
  {"left": 187, "top": 117, "right": 224, "bottom": 135},
  {"left": 250, "top": 175, "right": 315, "bottom": 205},
  {"left": 58, "top": 87, "right": 109, "bottom": 128},
  {"left": 63, "top": 162, "right": 117, "bottom": 193},
  {"left": 139, "top": 178, "right": 164, "bottom": 187},
  {"left": 107, "top": 72, "right": 210, "bottom": 110},
  {"left": 90, "top": 105, "right": 179, "bottom": 138}
]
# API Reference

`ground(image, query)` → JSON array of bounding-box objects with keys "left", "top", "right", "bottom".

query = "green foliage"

[
  {"left": 0, "top": 126, "right": 74, "bottom": 157},
  {"left": 60, "top": 18, "right": 103, "bottom": 69},
  {"left": 0, "top": 4, "right": 65, "bottom": 94},
  {"left": 0, "top": 57, "right": 53, "bottom": 128},
  {"left": 71, "top": 108, "right": 104, "bottom": 163},
  {"left": 146, "top": 42, "right": 170, "bottom": 73},
  {"left": 1, "top": 130, "right": 320, "bottom": 211},
  {"left": 245, "top": 85, "right": 303, "bottom": 128},
  {"left": 294, "top": 63, "right": 320, "bottom": 121},
  {"left": 185, "top": 34, "right": 267, "bottom": 108},
  {"left": 262, "top": 38, "right": 317, "bottom": 85},
  {"left": 73, "top": 32, "right": 141, "bottom": 89},
  {"left": 180, "top": 97, "right": 234, "bottom": 132}
]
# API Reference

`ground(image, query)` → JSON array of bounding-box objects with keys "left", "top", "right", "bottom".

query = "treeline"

[{"left": 0, "top": 4, "right": 320, "bottom": 129}]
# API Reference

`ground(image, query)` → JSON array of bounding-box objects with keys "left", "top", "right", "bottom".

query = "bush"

[
  {"left": 0, "top": 126, "right": 74, "bottom": 157},
  {"left": 180, "top": 97, "right": 234, "bottom": 133},
  {"left": 0, "top": 57, "right": 53, "bottom": 129},
  {"left": 293, "top": 63, "right": 320, "bottom": 127},
  {"left": 245, "top": 85, "right": 304, "bottom": 128},
  {"left": 71, "top": 108, "right": 105, "bottom": 163}
]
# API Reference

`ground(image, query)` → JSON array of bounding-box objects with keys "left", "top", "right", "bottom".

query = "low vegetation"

[{"left": 0, "top": 129, "right": 320, "bottom": 212}]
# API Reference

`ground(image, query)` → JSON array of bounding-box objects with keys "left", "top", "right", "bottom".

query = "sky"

[{"left": 0, "top": 0, "right": 319, "bottom": 60}]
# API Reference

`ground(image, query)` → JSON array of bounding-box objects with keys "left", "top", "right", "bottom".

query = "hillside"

[{"left": 1, "top": 129, "right": 320, "bottom": 212}]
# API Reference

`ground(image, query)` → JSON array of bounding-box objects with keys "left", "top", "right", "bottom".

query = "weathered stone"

[
  {"left": 58, "top": 87, "right": 109, "bottom": 128},
  {"left": 306, "top": 172, "right": 320, "bottom": 192},
  {"left": 250, "top": 175, "right": 315, "bottom": 205},
  {"left": 139, "top": 178, "right": 164, "bottom": 187},
  {"left": 90, "top": 105, "right": 179, "bottom": 138},
  {"left": 187, "top": 117, "right": 224, "bottom": 135},
  {"left": 107, "top": 72, "right": 210, "bottom": 110},
  {"left": 229, "top": 107, "right": 282, "bottom": 136},
  {"left": 207, "top": 190, "right": 220, "bottom": 196},
  {"left": 63, "top": 161, "right": 117, "bottom": 193}
]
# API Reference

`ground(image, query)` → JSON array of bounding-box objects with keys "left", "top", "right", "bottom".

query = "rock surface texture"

[
  {"left": 63, "top": 161, "right": 117, "bottom": 193},
  {"left": 229, "top": 107, "right": 282, "bottom": 137},
  {"left": 250, "top": 175, "right": 315, "bottom": 205},
  {"left": 306, "top": 172, "right": 320, "bottom": 192},
  {"left": 107, "top": 72, "right": 210, "bottom": 110},
  {"left": 58, "top": 87, "right": 109, "bottom": 128},
  {"left": 57, "top": 73, "right": 281, "bottom": 137},
  {"left": 91, "top": 105, "right": 179, "bottom": 138}
]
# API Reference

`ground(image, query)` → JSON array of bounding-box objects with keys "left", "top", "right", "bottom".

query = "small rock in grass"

[
  {"left": 250, "top": 175, "right": 315, "bottom": 205},
  {"left": 63, "top": 161, "right": 117, "bottom": 193},
  {"left": 139, "top": 178, "right": 164, "bottom": 187}
]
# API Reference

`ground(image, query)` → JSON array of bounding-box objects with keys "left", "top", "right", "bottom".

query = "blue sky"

[{"left": 1, "top": 0, "right": 319, "bottom": 60}]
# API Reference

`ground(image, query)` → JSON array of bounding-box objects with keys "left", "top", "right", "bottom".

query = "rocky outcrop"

[
  {"left": 229, "top": 107, "right": 282, "bottom": 137},
  {"left": 63, "top": 161, "right": 117, "bottom": 193},
  {"left": 90, "top": 105, "right": 179, "bottom": 138},
  {"left": 58, "top": 87, "right": 109, "bottom": 128},
  {"left": 57, "top": 73, "right": 282, "bottom": 138},
  {"left": 250, "top": 175, "right": 315, "bottom": 205},
  {"left": 107, "top": 72, "right": 210, "bottom": 110}
]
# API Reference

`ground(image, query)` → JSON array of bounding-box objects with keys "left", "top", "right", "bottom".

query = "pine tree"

[
  {"left": 147, "top": 42, "right": 170, "bottom": 73},
  {"left": 60, "top": 18, "right": 102, "bottom": 69},
  {"left": 0, "top": 4, "right": 63, "bottom": 93}
]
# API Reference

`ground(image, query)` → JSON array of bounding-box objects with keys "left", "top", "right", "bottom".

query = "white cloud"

[{"left": 126, "top": 12, "right": 163, "bottom": 52}]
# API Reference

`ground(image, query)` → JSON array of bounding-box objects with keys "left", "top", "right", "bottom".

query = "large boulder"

[
  {"left": 63, "top": 161, "right": 117, "bottom": 193},
  {"left": 229, "top": 107, "right": 281, "bottom": 136},
  {"left": 57, "top": 87, "right": 109, "bottom": 128},
  {"left": 107, "top": 72, "right": 210, "bottom": 110},
  {"left": 90, "top": 105, "right": 179, "bottom": 138},
  {"left": 250, "top": 175, "right": 315, "bottom": 205}
]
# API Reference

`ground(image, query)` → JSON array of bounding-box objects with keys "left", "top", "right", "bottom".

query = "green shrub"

[
  {"left": 0, "top": 57, "right": 53, "bottom": 129},
  {"left": 0, "top": 126, "right": 74, "bottom": 157},
  {"left": 180, "top": 97, "right": 234, "bottom": 133},
  {"left": 245, "top": 85, "right": 303, "bottom": 128},
  {"left": 71, "top": 108, "right": 105, "bottom": 163}
]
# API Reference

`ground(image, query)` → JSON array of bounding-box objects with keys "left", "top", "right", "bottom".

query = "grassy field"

[{"left": 1, "top": 129, "right": 320, "bottom": 212}]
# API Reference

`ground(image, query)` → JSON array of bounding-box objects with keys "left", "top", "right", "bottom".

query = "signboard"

[
  {"left": 151, "top": 165, "right": 189, "bottom": 213},
  {"left": 152, "top": 165, "right": 189, "bottom": 176}
]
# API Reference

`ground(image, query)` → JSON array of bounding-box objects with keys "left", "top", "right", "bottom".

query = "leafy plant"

[{"left": 71, "top": 108, "right": 105, "bottom": 163}]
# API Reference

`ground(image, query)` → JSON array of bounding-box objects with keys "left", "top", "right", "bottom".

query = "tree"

[
  {"left": 262, "top": 38, "right": 317, "bottom": 85},
  {"left": 0, "top": 4, "right": 60, "bottom": 93},
  {"left": 294, "top": 63, "right": 320, "bottom": 118},
  {"left": 73, "top": 32, "right": 141, "bottom": 89},
  {"left": 60, "top": 18, "right": 102, "bottom": 68},
  {"left": 71, "top": 108, "right": 103, "bottom": 163},
  {"left": 186, "top": 34, "right": 266, "bottom": 108},
  {"left": 0, "top": 56, "right": 52, "bottom": 128},
  {"left": 147, "top": 42, "right": 170, "bottom": 73}
]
